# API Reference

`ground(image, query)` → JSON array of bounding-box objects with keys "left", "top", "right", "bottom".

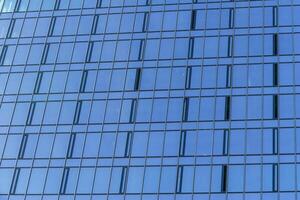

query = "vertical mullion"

[
  {"left": 226, "top": 65, "right": 232, "bottom": 88},
  {"left": 273, "top": 6, "right": 278, "bottom": 27},
  {"left": 221, "top": 165, "right": 228, "bottom": 193},
  {"left": 273, "top": 34, "right": 278, "bottom": 56},
  {"left": 223, "top": 129, "right": 229, "bottom": 155},
  {"left": 272, "top": 164, "right": 278, "bottom": 192},
  {"left": 73, "top": 100, "right": 82, "bottom": 124},
  {"left": 67, "top": 133, "right": 76, "bottom": 158},
  {"left": 41, "top": 43, "right": 50, "bottom": 64},
  {"left": 134, "top": 68, "right": 141, "bottom": 91},
  {"left": 227, "top": 36, "right": 233, "bottom": 57},
  {"left": 18, "top": 134, "right": 28, "bottom": 159},
  {"left": 124, "top": 131, "right": 133, "bottom": 157},
  {"left": 190, "top": 10, "right": 197, "bottom": 30},
  {"left": 182, "top": 97, "right": 189, "bottom": 121},
  {"left": 188, "top": 37, "right": 194, "bottom": 59},
  {"left": 7, "top": 19, "right": 16, "bottom": 38},
  {"left": 34, "top": 72, "right": 43, "bottom": 94},
  {"left": 26, "top": 102, "right": 36, "bottom": 125},
  {"left": 176, "top": 166, "right": 183, "bottom": 193},
  {"left": 185, "top": 66, "right": 192, "bottom": 89},
  {"left": 0, "top": 45, "right": 8, "bottom": 65},
  {"left": 179, "top": 130, "right": 186, "bottom": 156},
  {"left": 60, "top": 167, "right": 70, "bottom": 194},
  {"left": 273, "top": 63, "right": 278, "bottom": 86},
  {"left": 10, "top": 168, "right": 20, "bottom": 194},
  {"left": 119, "top": 167, "right": 128, "bottom": 194},
  {"left": 129, "top": 99, "right": 137, "bottom": 123},
  {"left": 273, "top": 94, "right": 278, "bottom": 119},
  {"left": 224, "top": 96, "right": 231, "bottom": 121},
  {"left": 229, "top": 8, "right": 234, "bottom": 28},
  {"left": 273, "top": 128, "right": 278, "bottom": 155},
  {"left": 79, "top": 70, "right": 88, "bottom": 93},
  {"left": 142, "top": 12, "right": 149, "bottom": 32}
]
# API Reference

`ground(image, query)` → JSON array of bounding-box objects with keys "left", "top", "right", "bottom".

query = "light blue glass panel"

[
  {"left": 160, "top": 167, "right": 177, "bottom": 193},
  {"left": 143, "top": 167, "right": 160, "bottom": 193},
  {"left": 27, "top": 168, "right": 47, "bottom": 194},
  {"left": 44, "top": 168, "right": 64, "bottom": 194},
  {"left": 77, "top": 168, "right": 94, "bottom": 194},
  {"left": 93, "top": 168, "right": 111, "bottom": 193},
  {"left": 127, "top": 167, "right": 144, "bottom": 193},
  {"left": 0, "top": 168, "right": 14, "bottom": 194}
]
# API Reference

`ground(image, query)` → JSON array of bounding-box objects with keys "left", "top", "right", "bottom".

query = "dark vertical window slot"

[
  {"left": 7, "top": 19, "right": 16, "bottom": 38},
  {"left": 119, "top": 167, "right": 128, "bottom": 194},
  {"left": 229, "top": 8, "right": 234, "bottom": 28},
  {"left": 73, "top": 101, "right": 82, "bottom": 124},
  {"left": 176, "top": 166, "right": 183, "bottom": 193},
  {"left": 273, "top": 95, "right": 278, "bottom": 119},
  {"left": 54, "top": 0, "right": 60, "bottom": 10},
  {"left": 188, "top": 37, "right": 194, "bottom": 59},
  {"left": 60, "top": 167, "right": 70, "bottom": 194},
  {"left": 91, "top": 15, "right": 99, "bottom": 34},
  {"left": 273, "top": 164, "right": 278, "bottom": 192},
  {"left": 273, "top": 34, "right": 278, "bottom": 56},
  {"left": 79, "top": 70, "right": 88, "bottom": 93},
  {"left": 134, "top": 68, "right": 141, "bottom": 91},
  {"left": 15, "top": 0, "right": 21, "bottom": 11},
  {"left": 67, "top": 133, "right": 76, "bottom": 158},
  {"left": 226, "top": 65, "right": 232, "bottom": 88},
  {"left": 41, "top": 44, "right": 50, "bottom": 64},
  {"left": 124, "top": 132, "right": 133, "bottom": 157},
  {"left": 129, "top": 99, "right": 137, "bottom": 123},
  {"left": 222, "top": 129, "right": 229, "bottom": 155},
  {"left": 138, "top": 40, "right": 145, "bottom": 60},
  {"left": 182, "top": 97, "right": 189, "bottom": 121},
  {"left": 48, "top": 17, "right": 56, "bottom": 36},
  {"left": 190, "top": 10, "right": 197, "bottom": 30},
  {"left": 96, "top": 0, "right": 102, "bottom": 8},
  {"left": 86, "top": 42, "right": 94, "bottom": 62},
  {"left": 272, "top": 128, "right": 278, "bottom": 155},
  {"left": 18, "top": 134, "right": 28, "bottom": 159},
  {"left": 26, "top": 102, "right": 36, "bottom": 125},
  {"left": 34, "top": 72, "right": 43, "bottom": 94},
  {"left": 179, "top": 130, "right": 186, "bottom": 156},
  {"left": 143, "top": 12, "right": 149, "bottom": 32},
  {"left": 273, "top": 6, "right": 278, "bottom": 27},
  {"left": 10, "top": 168, "right": 20, "bottom": 194},
  {"left": 185, "top": 66, "right": 192, "bottom": 89},
  {"left": 227, "top": 36, "right": 233, "bottom": 57},
  {"left": 273, "top": 63, "right": 278, "bottom": 86},
  {"left": 224, "top": 96, "right": 231, "bottom": 121},
  {"left": 0, "top": 46, "right": 8, "bottom": 65},
  {"left": 221, "top": 165, "right": 228, "bottom": 193}
]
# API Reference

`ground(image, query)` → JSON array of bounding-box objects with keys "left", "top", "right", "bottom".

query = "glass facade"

[{"left": 0, "top": 0, "right": 299, "bottom": 199}]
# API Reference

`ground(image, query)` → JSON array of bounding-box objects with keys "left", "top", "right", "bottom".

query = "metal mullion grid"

[
  {"left": 140, "top": 0, "right": 176, "bottom": 199},
  {"left": 84, "top": 0, "right": 134, "bottom": 198},
  {"left": 18, "top": 0, "right": 74, "bottom": 198},
  {"left": 209, "top": 0, "right": 228, "bottom": 199},
  {"left": 6, "top": 1, "right": 48, "bottom": 198},
  {"left": 291, "top": 0, "right": 298, "bottom": 198},
  {"left": 198, "top": 1, "right": 215, "bottom": 199},
  {"left": 151, "top": 0, "right": 183, "bottom": 199},
  {"left": 87, "top": 0, "right": 138, "bottom": 198},
  {"left": 41, "top": 0, "right": 91, "bottom": 199},
  {"left": 0, "top": 1, "right": 29, "bottom": 168},
  {"left": 0, "top": 3, "right": 38, "bottom": 197},
  {"left": 257, "top": 0, "right": 268, "bottom": 199}
]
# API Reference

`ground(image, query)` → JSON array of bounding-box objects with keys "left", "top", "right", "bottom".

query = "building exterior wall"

[{"left": 0, "top": 0, "right": 299, "bottom": 199}]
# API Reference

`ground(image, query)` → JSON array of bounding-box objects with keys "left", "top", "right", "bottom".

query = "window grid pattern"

[{"left": 0, "top": 0, "right": 299, "bottom": 199}]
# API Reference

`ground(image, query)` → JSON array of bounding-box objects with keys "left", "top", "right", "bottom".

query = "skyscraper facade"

[{"left": 0, "top": 0, "right": 299, "bottom": 199}]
